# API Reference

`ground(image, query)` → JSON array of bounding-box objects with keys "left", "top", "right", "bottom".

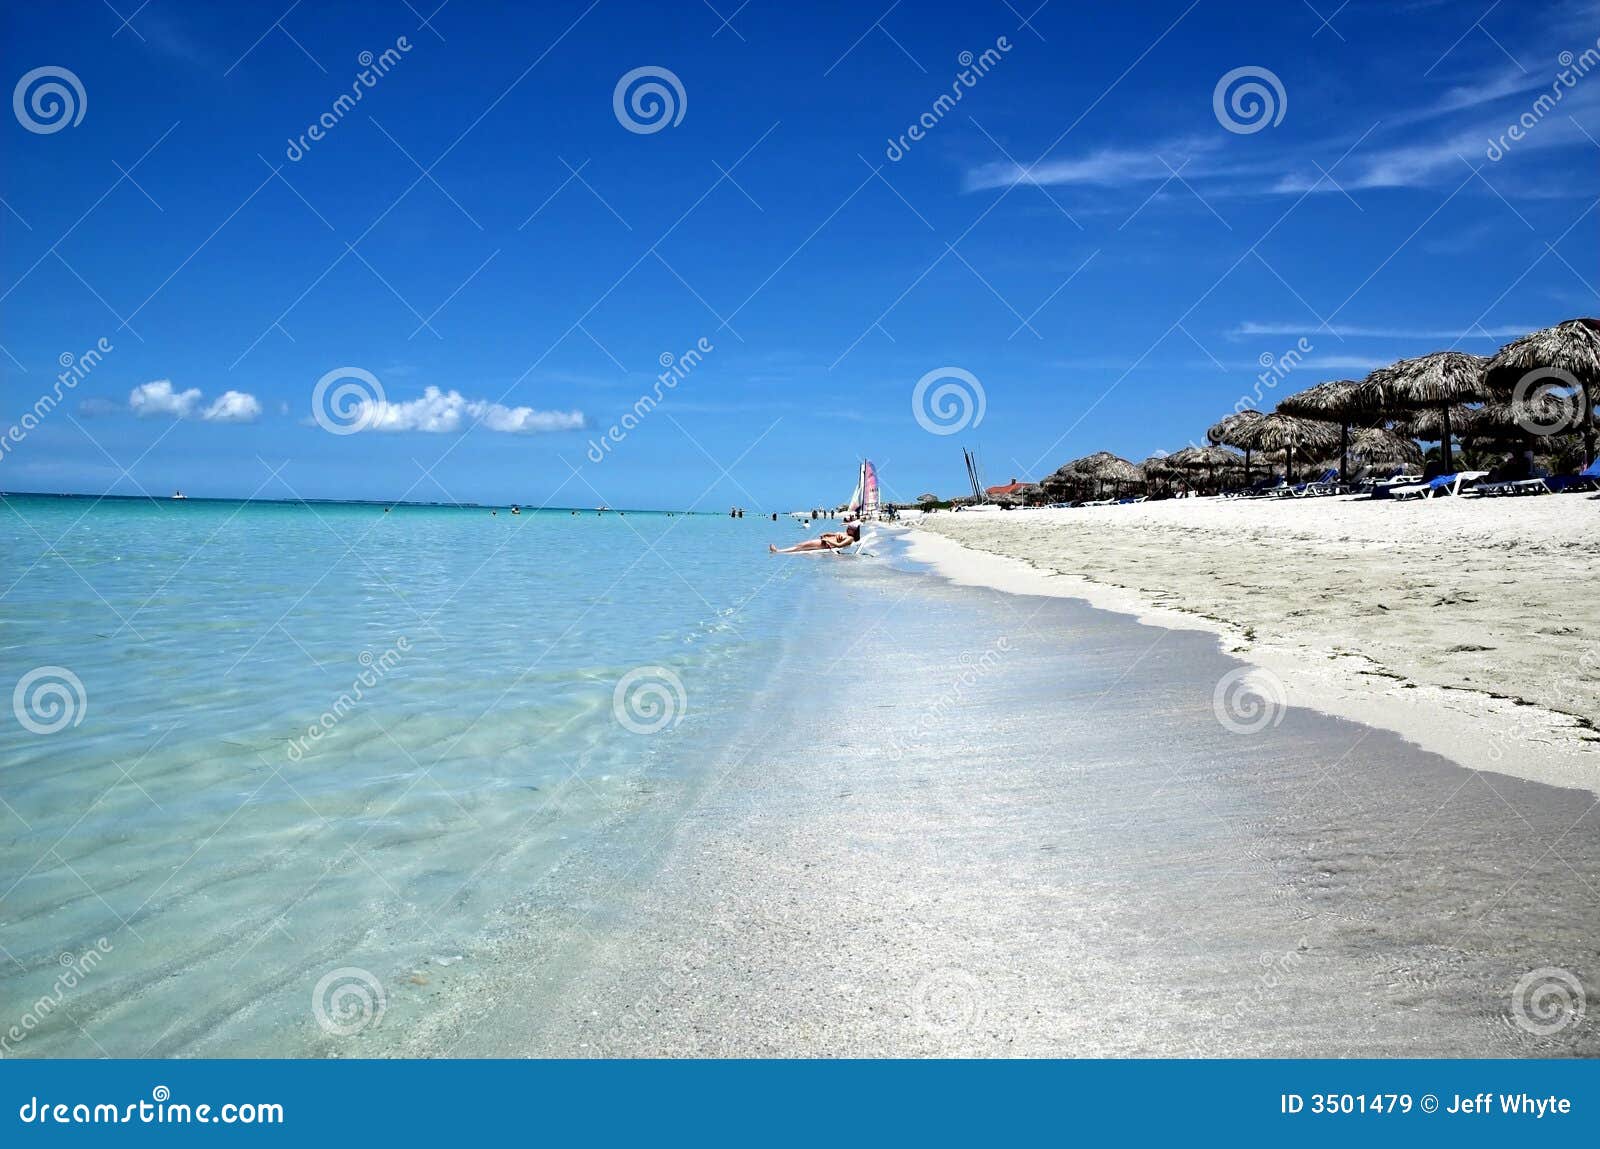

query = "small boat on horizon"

[{"left": 171, "top": 491, "right": 188, "bottom": 500}]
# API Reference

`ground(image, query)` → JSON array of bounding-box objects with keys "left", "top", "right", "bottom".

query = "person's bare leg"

[{"left": 771, "top": 539, "right": 828, "bottom": 554}]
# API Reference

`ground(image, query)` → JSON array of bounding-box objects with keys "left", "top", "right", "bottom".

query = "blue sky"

[{"left": 2, "top": 0, "right": 1596, "bottom": 509}]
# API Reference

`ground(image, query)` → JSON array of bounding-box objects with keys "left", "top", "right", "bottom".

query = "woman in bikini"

[{"left": 769, "top": 522, "right": 860, "bottom": 554}]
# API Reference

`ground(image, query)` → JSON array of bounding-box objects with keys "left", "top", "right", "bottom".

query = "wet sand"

[{"left": 392, "top": 540, "right": 1599, "bottom": 1058}]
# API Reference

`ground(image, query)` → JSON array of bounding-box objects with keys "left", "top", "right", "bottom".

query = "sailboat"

[{"left": 845, "top": 459, "right": 880, "bottom": 522}]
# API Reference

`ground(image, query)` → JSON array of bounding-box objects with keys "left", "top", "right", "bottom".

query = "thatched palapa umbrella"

[
  {"left": 1218, "top": 412, "right": 1337, "bottom": 483},
  {"left": 1345, "top": 426, "right": 1423, "bottom": 474},
  {"left": 1483, "top": 318, "right": 1599, "bottom": 466},
  {"left": 1389, "top": 404, "right": 1472, "bottom": 443},
  {"left": 1167, "top": 444, "right": 1244, "bottom": 492},
  {"left": 1463, "top": 391, "right": 1578, "bottom": 442},
  {"left": 1275, "top": 379, "right": 1383, "bottom": 482},
  {"left": 1360, "top": 351, "right": 1487, "bottom": 473},
  {"left": 1207, "top": 410, "right": 1267, "bottom": 484},
  {"left": 1066, "top": 451, "right": 1142, "bottom": 498}
]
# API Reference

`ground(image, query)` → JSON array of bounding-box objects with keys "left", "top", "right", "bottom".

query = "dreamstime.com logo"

[
  {"left": 1212, "top": 666, "right": 1287, "bottom": 734},
  {"left": 911, "top": 967, "right": 984, "bottom": 1040},
  {"left": 286, "top": 637, "right": 410, "bottom": 761},
  {"left": 586, "top": 337, "right": 714, "bottom": 463},
  {"left": 613, "top": 66, "right": 686, "bottom": 134},
  {"left": 884, "top": 37, "right": 1013, "bottom": 162},
  {"left": 17, "top": 1087, "right": 283, "bottom": 1126},
  {"left": 1511, "top": 367, "right": 1587, "bottom": 437},
  {"left": 312, "top": 967, "right": 386, "bottom": 1037},
  {"left": 312, "top": 367, "right": 386, "bottom": 434},
  {"left": 12, "top": 666, "right": 87, "bottom": 735},
  {"left": 0, "top": 337, "right": 113, "bottom": 466},
  {"left": 612, "top": 666, "right": 687, "bottom": 734},
  {"left": 13, "top": 66, "right": 86, "bottom": 134},
  {"left": 285, "top": 36, "right": 414, "bottom": 162},
  {"left": 1510, "top": 967, "right": 1586, "bottom": 1037},
  {"left": 1213, "top": 66, "right": 1286, "bottom": 134},
  {"left": 1486, "top": 41, "right": 1600, "bottom": 162},
  {"left": 912, "top": 367, "right": 986, "bottom": 436}
]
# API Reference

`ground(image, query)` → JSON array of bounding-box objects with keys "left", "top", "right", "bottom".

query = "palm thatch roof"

[
  {"left": 1484, "top": 318, "right": 1599, "bottom": 463},
  {"left": 916, "top": 492, "right": 939, "bottom": 503},
  {"left": 1388, "top": 405, "right": 1472, "bottom": 442},
  {"left": 1346, "top": 427, "right": 1423, "bottom": 470},
  {"left": 1276, "top": 379, "right": 1382, "bottom": 423},
  {"left": 1484, "top": 318, "right": 1600, "bottom": 385},
  {"left": 1360, "top": 351, "right": 1486, "bottom": 470},
  {"left": 1206, "top": 409, "right": 1265, "bottom": 448},
  {"left": 1078, "top": 453, "right": 1143, "bottom": 484},
  {"left": 1221, "top": 412, "right": 1339, "bottom": 453},
  {"left": 1214, "top": 412, "right": 1337, "bottom": 481},
  {"left": 1166, "top": 444, "right": 1243, "bottom": 469},
  {"left": 1360, "top": 351, "right": 1487, "bottom": 409},
  {"left": 1463, "top": 392, "right": 1588, "bottom": 442}
]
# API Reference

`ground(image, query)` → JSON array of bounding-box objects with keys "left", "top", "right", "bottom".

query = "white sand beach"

[{"left": 904, "top": 495, "right": 1600, "bottom": 795}]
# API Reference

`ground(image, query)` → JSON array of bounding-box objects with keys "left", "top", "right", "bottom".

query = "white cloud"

[
  {"left": 129, "top": 380, "right": 201, "bottom": 418},
  {"left": 363, "top": 386, "right": 584, "bottom": 434},
  {"left": 125, "top": 380, "right": 263, "bottom": 423},
  {"left": 202, "top": 390, "right": 262, "bottom": 423}
]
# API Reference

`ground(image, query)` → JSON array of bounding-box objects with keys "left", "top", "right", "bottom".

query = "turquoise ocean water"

[{"left": 0, "top": 495, "right": 816, "bottom": 1055}]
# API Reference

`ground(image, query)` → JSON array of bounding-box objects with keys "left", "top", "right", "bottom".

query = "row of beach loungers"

[
  {"left": 1224, "top": 458, "right": 1600, "bottom": 501},
  {"left": 1033, "top": 459, "right": 1599, "bottom": 509}
]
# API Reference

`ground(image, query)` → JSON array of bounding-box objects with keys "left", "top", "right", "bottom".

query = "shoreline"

[
  {"left": 401, "top": 534, "right": 1600, "bottom": 1057},
  {"left": 893, "top": 508, "right": 1599, "bottom": 797}
]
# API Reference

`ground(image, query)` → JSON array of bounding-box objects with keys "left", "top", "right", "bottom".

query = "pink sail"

[{"left": 861, "top": 459, "right": 879, "bottom": 517}]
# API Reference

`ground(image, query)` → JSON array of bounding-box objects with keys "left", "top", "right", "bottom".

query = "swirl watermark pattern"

[
  {"left": 1213, "top": 66, "right": 1286, "bottom": 134},
  {"left": 12, "top": 666, "right": 87, "bottom": 735},
  {"left": 312, "top": 367, "right": 386, "bottom": 435},
  {"left": 911, "top": 967, "right": 984, "bottom": 1039},
  {"left": 312, "top": 967, "right": 386, "bottom": 1037},
  {"left": 911, "top": 367, "right": 986, "bottom": 436},
  {"left": 1511, "top": 367, "right": 1585, "bottom": 437},
  {"left": 611, "top": 666, "right": 687, "bottom": 734},
  {"left": 1212, "top": 666, "right": 1287, "bottom": 734},
  {"left": 1510, "top": 967, "right": 1586, "bottom": 1037},
  {"left": 613, "top": 66, "right": 686, "bottom": 134},
  {"left": 13, "top": 66, "right": 86, "bottom": 134}
]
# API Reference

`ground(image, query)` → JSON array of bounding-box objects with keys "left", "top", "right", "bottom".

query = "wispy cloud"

[
  {"left": 965, "top": 26, "right": 1600, "bottom": 200},
  {"left": 964, "top": 139, "right": 1227, "bottom": 192},
  {"left": 1229, "top": 322, "right": 1538, "bottom": 340}
]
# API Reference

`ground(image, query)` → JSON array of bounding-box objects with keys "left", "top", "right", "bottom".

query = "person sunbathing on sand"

[{"left": 770, "top": 523, "right": 860, "bottom": 554}]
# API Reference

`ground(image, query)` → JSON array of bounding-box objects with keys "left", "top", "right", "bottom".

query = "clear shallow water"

[
  {"left": 0, "top": 495, "right": 818, "bottom": 1055},
  {"left": 4, "top": 504, "right": 1594, "bottom": 1058}
]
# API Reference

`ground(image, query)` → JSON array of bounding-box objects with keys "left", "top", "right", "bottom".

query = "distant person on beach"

[{"left": 769, "top": 523, "right": 860, "bottom": 554}]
